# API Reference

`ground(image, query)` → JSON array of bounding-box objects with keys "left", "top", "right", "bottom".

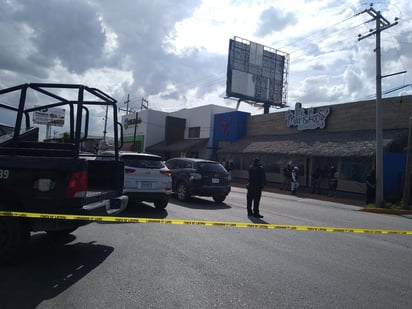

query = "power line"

[
  {"left": 126, "top": 4, "right": 410, "bottom": 114},
  {"left": 150, "top": 15, "right": 371, "bottom": 100},
  {"left": 279, "top": 12, "right": 361, "bottom": 55}
]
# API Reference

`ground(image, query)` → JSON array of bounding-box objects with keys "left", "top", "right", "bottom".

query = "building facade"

[
  {"left": 121, "top": 109, "right": 168, "bottom": 152},
  {"left": 216, "top": 96, "right": 412, "bottom": 201},
  {"left": 146, "top": 105, "right": 236, "bottom": 159},
  {"left": 118, "top": 96, "right": 411, "bottom": 201}
]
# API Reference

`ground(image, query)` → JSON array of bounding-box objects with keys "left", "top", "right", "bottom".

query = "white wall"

[
  {"left": 122, "top": 105, "right": 234, "bottom": 154},
  {"left": 121, "top": 109, "right": 167, "bottom": 150},
  {"left": 170, "top": 105, "right": 235, "bottom": 139},
  {"left": 144, "top": 109, "right": 167, "bottom": 148}
]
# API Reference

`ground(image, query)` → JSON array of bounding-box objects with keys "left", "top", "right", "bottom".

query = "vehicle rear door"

[
  {"left": 123, "top": 155, "right": 166, "bottom": 191},
  {"left": 197, "top": 162, "right": 229, "bottom": 186}
]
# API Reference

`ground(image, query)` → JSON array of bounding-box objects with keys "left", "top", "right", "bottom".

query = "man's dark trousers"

[{"left": 247, "top": 187, "right": 262, "bottom": 215}]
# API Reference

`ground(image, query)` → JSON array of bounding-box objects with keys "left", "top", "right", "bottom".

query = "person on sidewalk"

[
  {"left": 281, "top": 164, "right": 292, "bottom": 190},
  {"left": 246, "top": 158, "right": 266, "bottom": 218},
  {"left": 311, "top": 167, "right": 322, "bottom": 194},
  {"left": 365, "top": 169, "right": 376, "bottom": 205},
  {"left": 291, "top": 166, "right": 299, "bottom": 195},
  {"left": 328, "top": 166, "right": 338, "bottom": 197}
]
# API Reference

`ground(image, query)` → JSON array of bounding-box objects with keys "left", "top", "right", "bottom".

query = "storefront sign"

[{"left": 285, "top": 103, "right": 330, "bottom": 130}]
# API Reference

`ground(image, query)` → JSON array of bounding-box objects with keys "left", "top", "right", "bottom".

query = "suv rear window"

[
  {"left": 197, "top": 162, "right": 226, "bottom": 173},
  {"left": 122, "top": 156, "right": 164, "bottom": 169}
]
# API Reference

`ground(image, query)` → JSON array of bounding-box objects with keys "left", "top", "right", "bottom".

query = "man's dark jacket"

[{"left": 248, "top": 163, "right": 266, "bottom": 191}]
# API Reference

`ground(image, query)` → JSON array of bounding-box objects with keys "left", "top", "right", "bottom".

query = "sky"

[{"left": 1, "top": 0, "right": 411, "bottom": 134}]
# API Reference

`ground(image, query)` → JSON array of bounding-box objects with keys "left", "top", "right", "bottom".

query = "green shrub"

[{"left": 364, "top": 202, "right": 405, "bottom": 209}]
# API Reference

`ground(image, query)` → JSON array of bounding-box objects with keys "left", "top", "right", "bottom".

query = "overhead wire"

[
  {"left": 280, "top": 11, "right": 362, "bottom": 57},
  {"left": 359, "top": 4, "right": 411, "bottom": 100},
  {"left": 289, "top": 5, "right": 410, "bottom": 102},
  {"left": 168, "top": 14, "right": 365, "bottom": 100},
  {"left": 145, "top": 9, "right": 371, "bottom": 108},
  {"left": 143, "top": 4, "right": 411, "bottom": 109}
]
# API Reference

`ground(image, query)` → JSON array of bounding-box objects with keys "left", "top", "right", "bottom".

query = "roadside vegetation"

[{"left": 364, "top": 201, "right": 407, "bottom": 210}]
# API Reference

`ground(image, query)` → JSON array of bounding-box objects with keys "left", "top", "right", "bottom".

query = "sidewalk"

[
  {"left": 231, "top": 181, "right": 365, "bottom": 207},
  {"left": 231, "top": 180, "right": 412, "bottom": 214}
]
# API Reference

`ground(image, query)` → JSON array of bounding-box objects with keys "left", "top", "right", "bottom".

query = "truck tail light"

[{"left": 65, "top": 171, "right": 88, "bottom": 198}]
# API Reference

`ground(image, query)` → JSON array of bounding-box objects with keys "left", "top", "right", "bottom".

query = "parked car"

[
  {"left": 99, "top": 151, "right": 172, "bottom": 209},
  {"left": 165, "top": 157, "right": 231, "bottom": 202}
]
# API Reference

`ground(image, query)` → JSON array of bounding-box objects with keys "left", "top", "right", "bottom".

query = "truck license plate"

[{"left": 212, "top": 178, "right": 219, "bottom": 184}]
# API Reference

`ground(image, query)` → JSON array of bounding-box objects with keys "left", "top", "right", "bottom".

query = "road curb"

[{"left": 359, "top": 208, "right": 412, "bottom": 215}]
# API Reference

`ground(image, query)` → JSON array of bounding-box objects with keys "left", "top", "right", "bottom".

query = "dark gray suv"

[{"left": 165, "top": 158, "right": 231, "bottom": 202}]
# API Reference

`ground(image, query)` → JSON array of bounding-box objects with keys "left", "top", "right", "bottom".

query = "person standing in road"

[{"left": 247, "top": 158, "right": 266, "bottom": 218}]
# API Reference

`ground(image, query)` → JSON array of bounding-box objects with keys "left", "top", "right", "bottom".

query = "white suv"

[{"left": 99, "top": 151, "right": 172, "bottom": 209}]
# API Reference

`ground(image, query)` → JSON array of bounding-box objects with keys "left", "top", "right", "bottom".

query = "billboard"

[
  {"left": 33, "top": 107, "right": 65, "bottom": 127},
  {"left": 226, "top": 37, "right": 288, "bottom": 108}
]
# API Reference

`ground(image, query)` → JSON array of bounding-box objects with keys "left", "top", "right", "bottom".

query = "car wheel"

[
  {"left": 177, "top": 183, "right": 190, "bottom": 202},
  {"left": 213, "top": 195, "right": 226, "bottom": 203},
  {"left": 0, "top": 216, "right": 30, "bottom": 264},
  {"left": 154, "top": 200, "right": 168, "bottom": 209}
]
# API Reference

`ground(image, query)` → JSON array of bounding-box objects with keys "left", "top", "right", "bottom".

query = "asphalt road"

[{"left": 1, "top": 187, "right": 412, "bottom": 309}]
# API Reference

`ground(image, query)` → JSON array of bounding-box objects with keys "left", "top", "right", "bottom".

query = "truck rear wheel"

[
  {"left": 0, "top": 216, "right": 29, "bottom": 263},
  {"left": 154, "top": 200, "right": 168, "bottom": 209},
  {"left": 212, "top": 195, "right": 226, "bottom": 203}
]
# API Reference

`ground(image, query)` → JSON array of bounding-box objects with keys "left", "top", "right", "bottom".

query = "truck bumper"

[
  {"left": 82, "top": 194, "right": 128, "bottom": 216},
  {"left": 28, "top": 195, "right": 129, "bottom": 232}
]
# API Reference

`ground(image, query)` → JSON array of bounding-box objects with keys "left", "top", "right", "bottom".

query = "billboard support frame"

[{"left": 226, "top": 36, "right": 289, "bottom": 113}]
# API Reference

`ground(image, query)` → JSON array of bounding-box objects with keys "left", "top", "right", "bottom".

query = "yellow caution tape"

[{"left": 0, "top": 211, "right": 411, "bottom": 235}]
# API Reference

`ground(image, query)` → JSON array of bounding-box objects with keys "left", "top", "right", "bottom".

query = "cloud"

[
  {"left": 290, "top": 74, "right": 344, "bottom": 106},
  {"left": 0, "top": 0, "right": 107, "bottom": 77},
  {"left": 0, "top": 0, "right": 411, "bottom": 123},
  {"left": 342, "top": 65, "right": 366, "bottom": 100}
]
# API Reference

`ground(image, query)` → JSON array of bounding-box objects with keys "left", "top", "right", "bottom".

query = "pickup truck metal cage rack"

[{"left": 0, "top": 83, "right": 123, "bottom": 159}]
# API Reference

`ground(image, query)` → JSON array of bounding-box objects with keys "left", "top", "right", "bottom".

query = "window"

[
  {"left": 122, "top": 155, "right": 164, "bottom": 169},
  {"left": 340, "top": 157, "right": 370, "bottom": 182},
  {"left": 197, "top": 162, "right": 226, "bottom": 173},
  {"left": 188, "top": 127, "right": 200, "bottom": 138},
  {"left": 312, "top": 157, "right": 337, "bottom": 179}
]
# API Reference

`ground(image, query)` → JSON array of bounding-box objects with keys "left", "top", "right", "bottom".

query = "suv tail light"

[
  {"left": 160, "top": 168, "right": 172, "bottom": 177},
  {"left": 65, "top": 171, "right": 87, "bottom": 198}
]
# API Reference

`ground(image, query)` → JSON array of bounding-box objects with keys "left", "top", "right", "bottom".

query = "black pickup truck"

[{"left": 0, "top": 83, "right": 128, "bottom": 262}]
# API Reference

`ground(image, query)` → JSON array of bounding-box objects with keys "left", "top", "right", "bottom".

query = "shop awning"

[{"left": 217, "top": 129, "right": 408, "bottom": 157}]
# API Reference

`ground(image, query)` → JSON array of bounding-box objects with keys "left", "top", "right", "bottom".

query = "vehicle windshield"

[{"left": 122, "top": 156, "right": 164, "bottom": 169}]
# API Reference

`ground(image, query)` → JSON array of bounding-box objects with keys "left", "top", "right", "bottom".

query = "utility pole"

[
  {"left": 358, "top": 6, "right": 399, "bottom": 207},
  {"left": 403, "top": 117, "right": 412, "bottom": 208},
  {"left": 119, "top": 94, "right": 132, "bottom": 115},
  {"left": 125, "top": 94, "right": 130, "bottom": 115}
]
